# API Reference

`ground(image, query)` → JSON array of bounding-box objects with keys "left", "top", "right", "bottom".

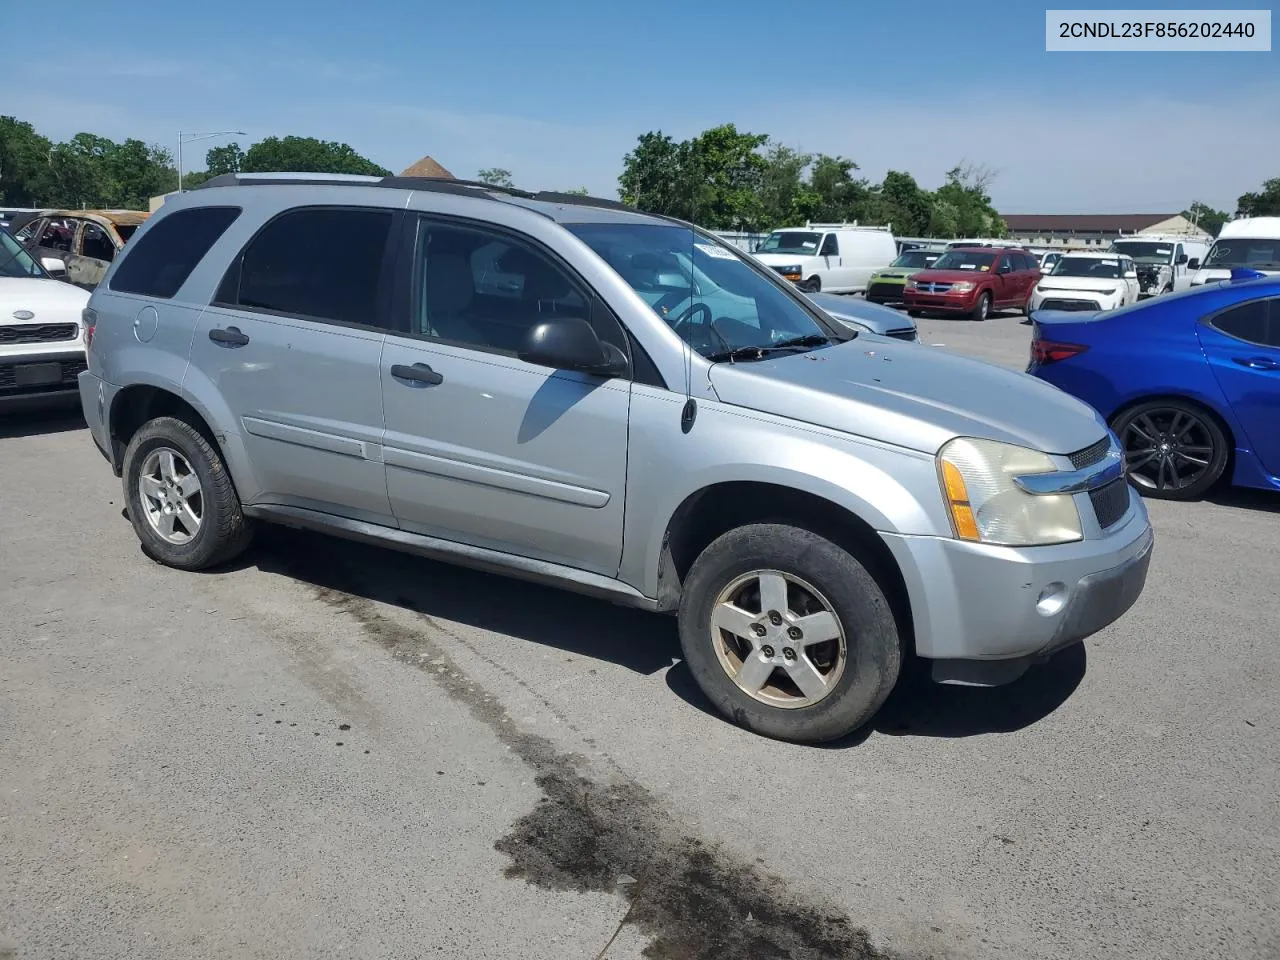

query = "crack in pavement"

[{"left": 307, "top": 578, "right": 909, "bottom": 960}]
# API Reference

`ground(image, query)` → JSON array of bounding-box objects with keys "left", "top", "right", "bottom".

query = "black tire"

[
  {"left": 907, "top": 309, "right": 922, "bottom": 318},
  {"left": 970, "top": 291, "right": 991, "bottom": 321},
  {"left": 804, "top": 276, "right": 821, "bottom": 293},
  {"left": 1111, "top": 399, "right": 1229, "bottom": 501},
  {"left": 677, "top": 523, "right": 901, "bottom": 743},
  {"left": 122, "top": 415, "right": 254, "bottom": 570}
]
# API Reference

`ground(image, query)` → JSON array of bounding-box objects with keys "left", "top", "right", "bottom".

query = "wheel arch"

[
  {"left": 1106, "top": 392, "right": 1237, "bottom": 450},
  {"left": 655, "top": 480, "right": 916, "bottom": 657}
]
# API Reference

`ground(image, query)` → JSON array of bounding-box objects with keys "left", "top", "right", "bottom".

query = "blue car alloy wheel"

[{"left": 1110, "top": 399, "right": 1230, "bottom": 500}]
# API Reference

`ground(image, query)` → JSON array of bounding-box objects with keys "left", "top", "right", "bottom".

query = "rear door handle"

[
  {"left": 208, "top": 326, "right": 250, "bottom": 347},
  {"left": 1233, "top": 356, "right": 1280, "bottom": 371},
  {"left": 390, "top": 362, "right": 444, "bottom": 386}
]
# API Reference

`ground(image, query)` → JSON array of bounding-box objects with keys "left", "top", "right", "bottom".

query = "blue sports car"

[{"left": 1028, "top": 271, "right": 1279, "bottom": 501}]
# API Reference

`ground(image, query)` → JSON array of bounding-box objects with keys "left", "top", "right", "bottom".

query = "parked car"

[
  {"left": 78, "top": 173, "right": 1152, "bottom": 742},
  {"left": 752, "top": 223, "right": 898, "bottom": 294},
  {"left": 1028, "top": 271, "right": 1280, "bottom": 500},
  {"left": 0, "top": 226, "right": 91, "bottom": 408},
  {"left": 805, "top": 291, "right": 919, "bottom": 340},
  {"left": 864, "top": 249, "right": 942, "bottom": 304},
  {"left": 1029, "top": 252, "right": 1140, "bottom": 313},
  {"left": 904, "top": 247, "right": 1041, "bottom": 320},
  {"left": 1109, "top": 236, "right": 1208, "bottom": 296},
  {"left": 1191, "top": 217, "right": 1280, "bottom": 287},
  {"left": 15, "top": 209, "right": 149, "bottom": 289},
  {"left": 1038, "top": 251, "right": 1063, "bottom": 273}
]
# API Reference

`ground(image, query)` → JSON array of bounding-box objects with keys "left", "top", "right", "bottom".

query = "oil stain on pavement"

[{"left": 310, "top": 582, "right": 905, "bottom": 960}]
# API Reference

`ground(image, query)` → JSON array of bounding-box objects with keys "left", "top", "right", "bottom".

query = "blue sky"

[{"left": 5, "top": 0, "right": 1276, "bottom": 214}]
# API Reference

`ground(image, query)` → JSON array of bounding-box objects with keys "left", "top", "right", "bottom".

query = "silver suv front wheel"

[{"left": 678, "top": 523, "right": 901, "bottom": 743}]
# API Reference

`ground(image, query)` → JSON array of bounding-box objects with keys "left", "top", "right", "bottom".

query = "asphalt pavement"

[{"left": 2, "top": 314, "right": 1278, "bottom": 960}]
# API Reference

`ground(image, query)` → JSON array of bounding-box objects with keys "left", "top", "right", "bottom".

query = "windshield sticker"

[
  {"left": 1100, "top": 259, "right": 1118, "bottom": 266},
  {"left": 979, "top": 265, "right": 989, "bottom": 271},
  {"left": 694, "top": 242, "right": 738, "bottom": 260}
]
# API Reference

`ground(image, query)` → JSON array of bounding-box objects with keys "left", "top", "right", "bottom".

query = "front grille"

[
  {"left": 1039, "top": 298, "right": 1100, "bottom": 311},
  {"left": 885, "top": 328, "right": 916, "bottom": 341},
  {"left": 1089, "top": 478, "right": 1130, "bottom": 529},
  {"left": 916, "top": 282, "right": 953, "bottom": 294},
  {"left": 0, "top": 323, "right": 78, "bottom": 344},
  {"left": 1069, "top": 436, "right": 1111, "bottom": 469},
  {"left": 867, "top": 282, "right": 903, "bottom": 301},
  {"left": 0, "top": 357, "right": 87, "bottom": 393}
]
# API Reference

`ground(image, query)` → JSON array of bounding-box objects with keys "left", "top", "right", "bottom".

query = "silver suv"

[{"left": 77, "top": 173, "right": 1154, "bottom": 743}]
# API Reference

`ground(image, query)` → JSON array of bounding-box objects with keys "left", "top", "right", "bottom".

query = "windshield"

[
  {"left": 1051, "top": 257, "right": 1124, "bottom": 279},
  {"left": 568, "top": 222, "right": 844, "bottom": 359},
  {"left": 0, "top": 228, "right": 46, "bottom": 279},
  {"left": 756, "top": 231, "right": 822, "bottom": 256},
  {"left": 1110, "top": 242, "right": 1173, "bottom": 264},
  {"left": 930, "top": 251, "right": 995, "bottom": 271},
  {"left": 1204, "top": 238, "right": 1280, "bottom": 270},
  {"left": 892, "top": 250, "right": 938, "bottom": 269}
]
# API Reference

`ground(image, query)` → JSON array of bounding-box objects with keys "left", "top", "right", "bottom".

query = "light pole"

[{"left": 177, "top": 130, "right": 246, "bottom": 192}]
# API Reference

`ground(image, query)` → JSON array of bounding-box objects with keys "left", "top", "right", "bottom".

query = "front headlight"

[
  {"left": 937, "top": 437, "right": 1082, "bottom": 546},
  {"left": 906, "top": 279, "right": 919, "bottom": 288},
  {"left": 950, "top": 281, "right": 975, "bottom": 293}
]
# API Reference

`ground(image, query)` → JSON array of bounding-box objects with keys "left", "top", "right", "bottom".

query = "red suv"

[{"left": 903, "top": 247, "right": 1040, "bottom": 321}]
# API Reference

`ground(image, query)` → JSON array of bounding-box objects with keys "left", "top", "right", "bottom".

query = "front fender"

[{"left": 618, "top": 388, "right": 947, "bottom": 599}]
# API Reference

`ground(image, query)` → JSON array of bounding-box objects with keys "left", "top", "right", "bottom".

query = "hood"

[
  {"left": 707, "top": 338, "right": 1105, "bottom": 455},
  {"left": 1035, "top": 275, "right": 1125, "bottom": 293},
  {"left": 870, "top": 269, "right": 915, "bottom": 280},
  {"left": 805, "top": 291, "right": 914, "bottom": 335},
  {"left": 0, "top": 276, "right": 90, "bottom": 326},
  {"left": 910, "top": 268, "right": 994, "bottom": 284}
]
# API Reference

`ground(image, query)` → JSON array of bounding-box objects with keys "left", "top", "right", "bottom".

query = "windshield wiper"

[{"left": 705, "top": 334, "right": 831, "bottom": 363}]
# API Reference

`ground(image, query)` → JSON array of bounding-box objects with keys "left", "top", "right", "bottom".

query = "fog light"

[{"left": 1036, "top": 582, "right": 1067, "bottom": 617}]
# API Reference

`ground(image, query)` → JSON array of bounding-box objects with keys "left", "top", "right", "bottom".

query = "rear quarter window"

[{"left": 109, "top": 206, "right": 242, "bottom": 299}]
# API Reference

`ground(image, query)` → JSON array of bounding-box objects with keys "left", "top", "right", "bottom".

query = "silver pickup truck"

[{"left": 77, "top": 174, "right": 1153, "bottom": 743}]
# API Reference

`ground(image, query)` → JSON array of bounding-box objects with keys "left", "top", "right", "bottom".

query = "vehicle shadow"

[
  {"left": 666, "top": 643, "right": 1087, "bottom": 747},
  {"left": 244, "top": 525, "right": 682, "bottom": 676},
  {"left": 0, "top": 401, "right": 84, "bottom": 439}
]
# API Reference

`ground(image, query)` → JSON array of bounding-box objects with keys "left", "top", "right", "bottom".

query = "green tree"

[
  {"left": 1181, "top": 201, "right": 1228, "bottom": 236},
  {"left": 206, "top": 143, "right": 245, "bottom": 176},
  {"left": 561, "top": 186, "right": 589, "bottom": 195},
  {"left": 1235, "top": 177, "right": 1280, "bottom": 218},
  {"left": 757, "top": 143, "right": 815, "bottom": 227},
  {"left": 877, "top": 170, "right": 932, "bottom": 235},
  {"left": 619, "top": 131, "right": 691, "bottom": 218},
  {"left": 0, "top": 116, "right": 55, "bottom": 205},
  {"left": 931, "top": 164, "right": 1005, "bottom": 237},
  {"left": 806, "top": 154, "right": 873, "bottom": 225},
  {"left": 683, "top": 124, "right": 770, "bottom": 229},
  {"left": 476, "top": 167, "right": 515, "bottom": 188},
  {"left": 240, "top": 136, "right": 389, "bottom": 176}
]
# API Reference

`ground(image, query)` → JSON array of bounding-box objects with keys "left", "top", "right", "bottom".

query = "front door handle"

[
  {"left": 390, "top": 362, "right": 444, "bottom": 386},
  {"left": 209, "top": 326, "right": 250, "bottom": 347},
  {"left": 1233, "top": 356, "right": 1280, "bottom": 371}
]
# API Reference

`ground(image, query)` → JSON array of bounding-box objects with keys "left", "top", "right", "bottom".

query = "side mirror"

[
  {"left": 41, "top": 256, "right": 66, "bottom": 275},
  {"left": 518, "top": 317, "right": 627, "bottom": 377},
  {"left": 1187, "top": 258, "right": 1200, "bottom": 270},
  {"left": 1175, "top": 254, "right": 1188, "bottom": 265}
]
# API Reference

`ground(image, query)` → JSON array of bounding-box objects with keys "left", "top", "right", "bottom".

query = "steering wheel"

[{"left": 669, "top": 300, "right": 713, "bottom": 333}]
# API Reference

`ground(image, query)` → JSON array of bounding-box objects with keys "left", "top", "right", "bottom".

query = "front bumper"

[
  {"left": 882, "top": 497, "right": 1153, "bottom": 683},
  {"left": 866, "top": 280, "right": 907, "bottom": 303},
  {"left": 903, "top": 289, "right": 977, "bottom": 313},
  {"left": 1030, "top": 292, "right": 1114, "bottom": 312},
  {"left": 0, "top": 348, "right": 88, "bottom": 408}
]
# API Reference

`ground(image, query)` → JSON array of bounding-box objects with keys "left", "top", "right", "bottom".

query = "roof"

[
  {"left": 1002, "top": 213, "right": 1179, "bottom": 233},
  {"left": 399, "top": 155, "right": 454, "bottom": 178},
  {"left": 45, "top": 209, "right": 150, "bottom": 227},
  {"left": 1055, "top": 250, "right": 1133, "bottom": 259}
]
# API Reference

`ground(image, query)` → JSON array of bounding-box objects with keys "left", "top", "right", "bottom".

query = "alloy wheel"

[
  {"left": 138, "top": 447, "right": 204, "bottom": 544},
  {"left": 710, "top": 569, "right": 847, "bottom": 709},
  {"left": 1121, "top": 409, "right": 1215, "bottom": 493}
]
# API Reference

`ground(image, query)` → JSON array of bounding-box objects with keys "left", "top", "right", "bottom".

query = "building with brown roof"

[
  {"left": 1002, "top": 213, "right": 1211, "bottom": 248},
  {"left": 399, "top": 155, "right": 455, "bottom": 179}
]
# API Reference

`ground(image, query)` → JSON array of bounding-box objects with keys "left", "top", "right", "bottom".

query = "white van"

[
  {"left": 1109, "top": 235, "right": 1210, "bottom": 296},
  {"left": 753, "top": 223, "right": 897, "bottom": 293},
  {"left": 1191, "top": 217, "right": 1280, "bottom": 286}
]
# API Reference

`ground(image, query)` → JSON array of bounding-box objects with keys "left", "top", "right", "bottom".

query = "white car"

[
  {"left": 0, "top": 227, "right": 91, "bottom": 408},
  {"left": 1029, "top": 252, "right": 1140, "bottom": 313}
]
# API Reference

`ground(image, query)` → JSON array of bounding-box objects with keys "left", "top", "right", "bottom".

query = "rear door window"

[
  {"left": 111, "top": 206, "right": 242, "bottom": 299},
  {"left": 1208, "top": 298, "right": 1280, "bottom": 348},
  {"left": 221, "top": 207, "right": 394, "bottom": 328}
]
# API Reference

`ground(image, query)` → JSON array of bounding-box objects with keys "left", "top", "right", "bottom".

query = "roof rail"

[{"left": 800, "top": 221, "right": 893, "bottom": 232}]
